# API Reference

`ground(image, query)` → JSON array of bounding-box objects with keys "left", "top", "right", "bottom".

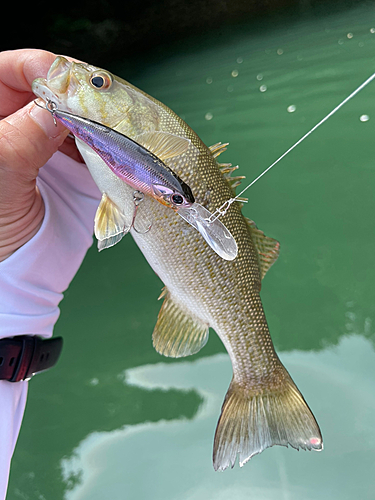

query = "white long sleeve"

[{"left": 0, "top": 151, "right": 100, "bottom": 499}]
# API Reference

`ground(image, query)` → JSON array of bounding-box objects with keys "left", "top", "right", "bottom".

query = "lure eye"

[
  {"left": 171, "top": 194, "right": 184, "bottom": 205},
  {"left": 89, "top": 72, "right": 112, "bottom": 90}
]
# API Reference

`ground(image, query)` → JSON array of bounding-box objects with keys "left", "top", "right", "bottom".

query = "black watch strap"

[{"left": 0, "top": 336, "right": 63, "bottom": 382}]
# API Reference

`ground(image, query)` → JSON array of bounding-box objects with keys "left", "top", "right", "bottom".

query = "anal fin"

[{"left": 153, "top": 290, "right": 209, "bottom": 358}]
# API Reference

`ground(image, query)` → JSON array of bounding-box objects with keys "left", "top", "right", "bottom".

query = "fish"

[{"left": 32, "top": 56, "right": 323, "bottom": 470}]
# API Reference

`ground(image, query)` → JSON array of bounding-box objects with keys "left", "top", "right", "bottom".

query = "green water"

[{"left": 7, "top": 4, "right": 375, "bottom": 499}]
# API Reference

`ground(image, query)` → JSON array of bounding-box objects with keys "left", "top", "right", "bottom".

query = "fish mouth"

[
  {"left": 31, "top": 56, "right": 81, "bottom": 110},
  {"left": 32, "top": 77, "right": 61, "bottom": 106}
]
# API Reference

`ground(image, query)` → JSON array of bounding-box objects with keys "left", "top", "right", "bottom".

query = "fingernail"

[{"left": 29, "top": 103, "right": 66, "bottom": 139}]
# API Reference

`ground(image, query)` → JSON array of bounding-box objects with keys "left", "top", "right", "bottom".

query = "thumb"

[
  {"left": 0, "top": 101, "right": 69, "bottom": 259},
  {"left": 1, "top": 101, "right": 68, "bottom": 186}
]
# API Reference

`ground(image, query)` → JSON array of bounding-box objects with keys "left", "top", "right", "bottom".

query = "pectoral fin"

[
  {"left": 153, "top": 289, "right": 209, "bottom": 358},
  {"left": 95, "top": 193, "right": 130, "bottom": 251},
  {"left": 97, "top": 233, "right": 126, "bottom": 251},
  {"left": 246, "top": 218, "right": 280, "bottom": 280},
  {"left": 135, "top": 131, "right": 190, "bottom": 161}
]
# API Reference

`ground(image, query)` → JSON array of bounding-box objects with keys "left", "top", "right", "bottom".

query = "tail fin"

[{"left": 213, "top": 374, "right": 322, "bottom": 471}]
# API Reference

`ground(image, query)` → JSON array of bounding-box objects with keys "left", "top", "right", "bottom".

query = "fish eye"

[
  {"left": 89, "top": 72, "right": 112, "bottom": 90},
  {"left": 171, "top": 194, "right": 184, "bottom": 205}
]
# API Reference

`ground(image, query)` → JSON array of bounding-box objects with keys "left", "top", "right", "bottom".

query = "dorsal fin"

[
  {"left": 135, "top": 131, "right": 190, "bottom": 162},
  {"left": 153, "top": 290, "right": 209, "bottom": 358},
  {"left": 218, "top": 162, "right": 238, "bottom": 174},
  {"left": 209, "top": 142, "right": 246, "bottom": 192},
  {"left": 236, "top": 196, "right": 248, "bottom": 205},
  {"left": 245, "top": 218, "right": 280, "bottom": 280},
  {"left": 227, "top": 175, "right": 246, "bottom": 189},
  {"left": 209, "top": 142, "right": 229, "bottom": 158}
]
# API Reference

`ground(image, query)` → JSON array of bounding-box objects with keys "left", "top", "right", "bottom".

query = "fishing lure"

[{"left": 40, "top": 101, "right": 238, "bottom": 260}]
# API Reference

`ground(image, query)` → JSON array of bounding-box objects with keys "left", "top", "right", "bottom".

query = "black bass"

[{"left": 32, "top": 57, "right": 323, "bottom": 470}]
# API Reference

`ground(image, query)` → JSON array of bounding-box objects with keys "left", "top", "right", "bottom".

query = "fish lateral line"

[{"left": 206, "top": 69, "right": 375, "bottom": 223}]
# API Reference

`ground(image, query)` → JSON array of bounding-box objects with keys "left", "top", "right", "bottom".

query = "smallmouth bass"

[{"left": 32, "top": 56, "right": 323, "bottom": 470}]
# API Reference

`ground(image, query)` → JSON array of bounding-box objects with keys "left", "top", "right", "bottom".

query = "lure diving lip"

[
  {"left": 177, "top": 203, "right": 238, "bottom": 261},
  {"left": 38, "top": 101, "right": 238, "bottom": 261}
]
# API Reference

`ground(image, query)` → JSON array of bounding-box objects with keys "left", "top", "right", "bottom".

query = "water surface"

[{"left": 7, "top": 5, "right": 375, "bottom": 499}]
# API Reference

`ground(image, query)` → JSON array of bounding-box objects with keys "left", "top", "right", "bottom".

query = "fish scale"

[{"left": 32, "top": 56, "right": 323, "bottom": 471}]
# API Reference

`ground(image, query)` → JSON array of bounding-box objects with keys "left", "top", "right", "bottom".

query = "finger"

[
  {"left": 0, "top": 49, "right": 84, "bottom": 119},
  {"left": 0, "top": 50, "right": 85, "bottom": 164},
  {"left": 0, "top": 101, "right": 69, "bottom": 198},
  {"left": 0, "top": 49, "right": 58, "bottom": 118}
]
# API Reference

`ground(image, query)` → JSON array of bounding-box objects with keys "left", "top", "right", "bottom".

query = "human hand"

[{"left": 0, "top": 49, "right": 83, "bottom": 262}]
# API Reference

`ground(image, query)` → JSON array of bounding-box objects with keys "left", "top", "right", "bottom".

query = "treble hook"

[{"left": 130, "top": 191, "right": 152, "bottom": 234}]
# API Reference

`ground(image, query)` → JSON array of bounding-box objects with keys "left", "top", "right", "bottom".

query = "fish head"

[{"left": 32, "top": 56, "right": 132, "bottom": 128}]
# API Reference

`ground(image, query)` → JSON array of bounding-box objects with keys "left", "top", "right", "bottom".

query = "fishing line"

[{"left": 207, "top": 70, "right": 375, "bottom": 222}]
